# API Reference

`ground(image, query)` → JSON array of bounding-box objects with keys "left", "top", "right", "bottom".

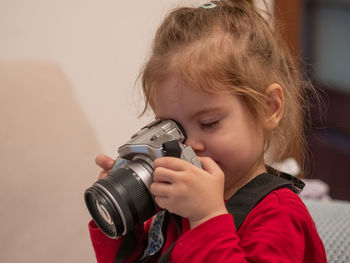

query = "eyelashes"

[{"left": 199, "top": 120, "right": 219, "bottom": 129}]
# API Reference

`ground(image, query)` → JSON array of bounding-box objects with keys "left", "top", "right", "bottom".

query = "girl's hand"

[
  {"left": 150, "top": 156, "right": 228, "bottom": 229},
  {"left": 95, "top": 154, "right": 115, "bottom": 180}
]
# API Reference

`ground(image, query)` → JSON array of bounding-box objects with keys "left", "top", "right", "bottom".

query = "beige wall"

[{"left": 0, "top": 0, "right": 192, "bottom": 156}]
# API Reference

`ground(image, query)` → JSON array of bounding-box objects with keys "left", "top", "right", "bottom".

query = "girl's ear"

[{"left": 263, "top": 83, "right": 284, "bottom": 130}]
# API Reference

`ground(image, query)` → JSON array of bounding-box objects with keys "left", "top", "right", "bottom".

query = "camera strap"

[
  {"left": 113, "top": 230, "right": 137, "bottom": 263},
  {"left": 162, "top": 140, "right": 182, "bottom": 158},
  {"left": 135, "top": 211, "right": 181, "bottom": 263},
  {"left": 156, "top": 213, "right": 182, "bottom": 263},
  {"left": 225, "top": 170, "right": 305, "bottom": 230},
  {"left": 114, "top": 211, "right": 173, "bottom": 263}
]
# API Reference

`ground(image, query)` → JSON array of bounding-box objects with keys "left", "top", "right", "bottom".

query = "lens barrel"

[{"left": 84, "top": 161, "right": 156, "bottom": 238}]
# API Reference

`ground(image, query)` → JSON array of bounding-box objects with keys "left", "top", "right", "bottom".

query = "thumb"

[
  {"left": 95, "top": 154, "right": 115, "bottom": 170},
  {"left": 198, "top": 157, "right": 223, "bottom": 176}
]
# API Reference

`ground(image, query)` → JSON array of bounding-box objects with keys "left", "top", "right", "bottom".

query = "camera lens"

[{"left": 84, "top": 160, "right": 156, "bottom": 239}]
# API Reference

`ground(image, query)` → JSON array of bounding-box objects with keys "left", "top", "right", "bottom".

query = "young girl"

[{"left": 89, "top": 1, "right": 326, "bottom": 262}]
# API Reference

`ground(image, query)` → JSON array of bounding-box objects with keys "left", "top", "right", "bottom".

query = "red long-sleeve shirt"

[{"left": 89, "top": 188, "right": 326, "bottom": 262}]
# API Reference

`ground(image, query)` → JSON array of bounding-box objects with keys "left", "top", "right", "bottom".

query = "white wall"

[{"left": 0, "top": 0, "right": 195, "bottom": 157}]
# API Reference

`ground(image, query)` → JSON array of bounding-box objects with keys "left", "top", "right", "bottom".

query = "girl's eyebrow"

[
  {"left": 154, "top": 106, "right": 225, "bottom": 121},
  {"left": 190, "top": 106, "right": 223, "bottom": 119}
]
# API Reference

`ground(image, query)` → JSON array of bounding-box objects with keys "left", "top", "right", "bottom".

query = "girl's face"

[{"left": 153, "top": 76, "right": 267, "bottom": 198}]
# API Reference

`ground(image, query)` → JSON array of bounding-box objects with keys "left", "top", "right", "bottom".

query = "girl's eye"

[{"left": 199, "top": 120, "right": 219, "bottom": 129}]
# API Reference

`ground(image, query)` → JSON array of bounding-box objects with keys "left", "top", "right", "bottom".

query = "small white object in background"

[
  {"left": 300, "top": 179, "right": 331, "bottom": 201},
  {"left": 273, "top": 158, "right": 331, "bottom": 201},
  {"left": 273, "top": 157, "right": 301, "bottom": 176}
]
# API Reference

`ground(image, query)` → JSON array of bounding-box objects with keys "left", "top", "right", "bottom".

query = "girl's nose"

[{"left": 185, "top": 135, "right": 205, "bottom": 154}]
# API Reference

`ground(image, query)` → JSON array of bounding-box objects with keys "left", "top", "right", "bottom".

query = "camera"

[{"left": 84, "top": 119, "right": 201, "bottom": 239}]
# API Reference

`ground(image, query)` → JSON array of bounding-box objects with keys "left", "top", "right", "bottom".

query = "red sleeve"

[
  {"left": 88, "top": 221, "right": 121, "bottom": 263},
  {"left": 88, "top": 220, "right": 152, "bottom": 263},
  {"left": 170, "top": 188, "right": 327, "bottom": 263}
]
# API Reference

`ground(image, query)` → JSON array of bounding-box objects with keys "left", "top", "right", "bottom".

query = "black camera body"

[{"left": 84, "top": 119, "right": 201, "bottom": 238}]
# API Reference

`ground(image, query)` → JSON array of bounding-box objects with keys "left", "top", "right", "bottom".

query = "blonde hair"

[{"left": 139, "top": 0, "right": 315, "bottom": 175}]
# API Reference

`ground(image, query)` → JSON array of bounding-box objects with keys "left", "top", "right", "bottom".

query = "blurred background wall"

[
  {"left": 0, "top": 0, "right": 183, "bottom": 156},
  {"left": 274, "top": 0, "right": 350, "bottom": 201}
]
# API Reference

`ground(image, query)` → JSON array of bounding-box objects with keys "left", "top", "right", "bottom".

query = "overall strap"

[
  {"left": 114, "top": 211, "right": 182, "bottom": 263},
  {"left": 114, "top": 230, "right": 138, "bottom": 263},
  {"left": 138, "top": 213, "right": 182, "bottom": 263},
  {"left": 157, "top": 214, "right": 182, "bottom": 263},
  {"left": 138, "top": 211, "right": 175, "bottom": 263},
  {"left": 225, "top": 171, "right": 305, "bottom": 230}
]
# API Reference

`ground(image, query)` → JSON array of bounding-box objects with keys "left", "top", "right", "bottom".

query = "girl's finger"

[
  {"left": 154, "top": 156, "right": 193, "bottom": 171},
  {"left": 153, "top": 166, "right": 177, "bottom": 184},
  {"left": 98, "top": 170, "right": 109, "bottom": 180},
  {"left": 198, "top": 157, "right": 223, "bottom": 176},
  {"left": 150, "top": 181, "right": 172, "bottom": 197},
  {"left": 153, "top": 195, "right": 170, "bottom": 210},
  {"left": 95, "top": 154, "right": 114, "bottom": 170}
]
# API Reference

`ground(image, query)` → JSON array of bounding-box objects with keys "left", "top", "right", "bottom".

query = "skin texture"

[{"left": 95, "top": 76, "right": 284, "bottom": 229}]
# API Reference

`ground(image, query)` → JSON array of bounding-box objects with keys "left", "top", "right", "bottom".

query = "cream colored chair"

[{"left": 0, "top": 61, "right": 101, "bottom": 262}]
